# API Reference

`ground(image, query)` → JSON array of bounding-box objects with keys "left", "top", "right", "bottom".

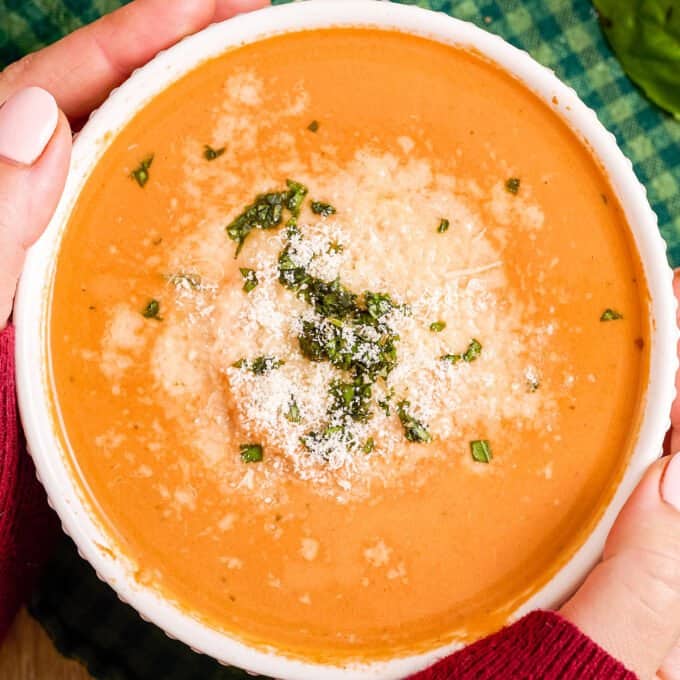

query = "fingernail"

[
  {"left": 0, "top": 87, "right": 58, "bottom": 166},
  {"left": 661, "top": 454, "right": 680, "bottom": 512}
]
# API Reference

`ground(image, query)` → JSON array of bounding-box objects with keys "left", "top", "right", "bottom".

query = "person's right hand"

[{"left": 0, "top": 0, "right": 268, "bottom": 330}]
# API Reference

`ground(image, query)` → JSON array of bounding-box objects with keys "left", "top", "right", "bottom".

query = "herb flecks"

[
  {"left": 441, "top": 338, "right": 482, "bottom": 364},
  {"left": 226, "top": 179, "right": 308, "bottom": 257},
  {"left": 363, "top": 438, "right": 375, "bottom": 454},
  {"left": 169, "top": 273, "right": 201, "bottom": 289},
  {"left": 397, "top": 401, "right": 432, "bottom": 443},
  {"left": 239, "top": 267, "right": 258, "bottom": 293},
  {"left": 301, "top": 426, "right": 350, "bottom": 460},
  {"left": 240, "top": 443, "right": 263, "bottom": 463},
  {"left": 131, "top": 154, "right": 154, "bottom": 187},
  {"left": 311, "top": 201, "right": 336, "bottom": 217},
  {"left": 365, "top": 292, "right": 397, "bottom": 322},
  {"left": 285, "top": 398, "right": 301, "bottom": 423},
  {"left": 307, "top": 120, "right": 320, "bottom": 133},
  {"left": 378, "top": 388, "right": 394, "bottom": 416},
  {"left": 430, "top": 320, "right": 446, "bottom": 333},
  {"left": 297, "top": 317, "right": 398, "bottom": 381},
  {"left": 330, "top": 378, "right": 373, "bottom": 422},
  {"left": 600, "top": 308, "right": 623, "bottom": 321},
  {"left": 278, "top": 240, "right": 403, "bottom": 444},
  {"left": 203, "top": 144, "right": 226, "bottom": 161},
  {"left": 437, "top": 218, "right": 450, "bottom": 233},
  {"left": 229, "top": 187, "right": 434, "bottom": 454},
  {"left": 233, "top": 356, "right": 285, "bottom": 375},
  {"left": 470, "top": 439, "right": 492, "bottom": 463},
  {"left": 505, "top": 177, "right": 520, "bottom": 195},
  {"left": 142, "top": 299, "right": 162, "bottom": 320}
]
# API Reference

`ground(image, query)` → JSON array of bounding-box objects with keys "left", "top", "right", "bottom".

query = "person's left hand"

[{"left": 0, "top": 0, "right": 268, "bottom": 330}]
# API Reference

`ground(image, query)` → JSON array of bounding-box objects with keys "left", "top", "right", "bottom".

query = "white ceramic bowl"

[{"left": 14, "top": 1, "right": 678, "bottom": 678}]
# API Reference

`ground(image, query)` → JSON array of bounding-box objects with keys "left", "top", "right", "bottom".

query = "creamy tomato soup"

[{"left": 49, "top": 29, "right": 649, "bottom": 661}]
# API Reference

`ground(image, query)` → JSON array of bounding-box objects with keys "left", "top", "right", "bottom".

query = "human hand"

[
  {"left": 0, "top": 0, "right": 268, "bottom": 330},
  {"left": 561, "top": 271, "right": 680, "bottom": 680}
]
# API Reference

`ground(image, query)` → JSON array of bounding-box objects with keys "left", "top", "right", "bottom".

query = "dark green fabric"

[{"left": 1, "top": 1, "right": 678, "bottom": 678}]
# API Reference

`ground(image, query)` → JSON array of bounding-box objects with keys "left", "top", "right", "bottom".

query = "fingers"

[
  {"left": 659, "top": 642, "right": 680, "bottom": 680},
  {"left": 214, "top": 0, "right": 269, "bottom": 20},
  {"left": 561, "top": 454, "right": 680, "bottom": 679},
  {"left": 669, "top": 269, "right": 680, "bottom": 453},
  {"left": 0, "top": 0, "right": 269, "bottom": 121},
  {"left": 0, "top": 88, "right": 72, "bottom": 329}
]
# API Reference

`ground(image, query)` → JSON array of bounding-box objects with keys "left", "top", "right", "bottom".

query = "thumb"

[
  {"left": 0, "top": 86, "right": 71, "bottom": 329},
  {"left": 561, "top": 453, "right": 680, "bottom": 679}
]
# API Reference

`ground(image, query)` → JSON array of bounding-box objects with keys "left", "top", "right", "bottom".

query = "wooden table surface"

[{"left": 0, "top": 608, "right": 91, "bottom": 680}]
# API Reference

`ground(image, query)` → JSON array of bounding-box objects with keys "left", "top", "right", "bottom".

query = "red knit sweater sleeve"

[
  {"left": 0, "top": 324, "right": 58, "bottom": 642},
  {"left": 409, "top": 610, "right": 636, "bottom": 679}
]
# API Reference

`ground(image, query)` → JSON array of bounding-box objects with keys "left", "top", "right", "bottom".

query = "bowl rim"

[{"left": 14, "top": 1, "right": 678, "bottom": 678}]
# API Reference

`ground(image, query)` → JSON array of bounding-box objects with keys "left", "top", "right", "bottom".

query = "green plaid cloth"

[{"left": 1, "top": 1, "right": 679, "bottom": 678}]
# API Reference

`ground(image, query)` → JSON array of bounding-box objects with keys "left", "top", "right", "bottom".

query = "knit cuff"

[
  {"left": 0, "top": 322, "right": 59, "bottom": 641},
  {"left": 410, "top": 610, "right": 636, "bottom": 680},
  {"left": 1, "top": 323, "right": 16, "bottom": 449}
]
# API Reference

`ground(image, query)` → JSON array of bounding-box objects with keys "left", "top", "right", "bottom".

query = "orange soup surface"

[{"left": 50, "top": 29, "right": 649, "bottom": 662}]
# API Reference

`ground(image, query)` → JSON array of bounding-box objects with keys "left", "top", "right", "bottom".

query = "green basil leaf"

[
  {"left": 470, "top": 439, "right": 492, "bottom": 464},
  {"left": 240, "top": 443, "right": 263, "bottom": 463},
  {"left": 594, "top": 0, "right": 680, "bottom": 119},
  {"left": 600, "top": 308, "right": 623, "bottom": 321}
]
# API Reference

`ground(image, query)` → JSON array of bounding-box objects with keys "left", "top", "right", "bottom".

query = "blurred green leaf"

[{"left": 594, "top": 0, "right": 680, "bottom": 119}]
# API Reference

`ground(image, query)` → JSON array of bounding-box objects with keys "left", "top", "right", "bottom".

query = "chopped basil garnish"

[
  {"left": 464, "top": 338, "right": 482, "bottom": 361},
  {"left": 505, "top": 177, "right": 520, "bottom": 194},
  {"left": 441, "top": 338, "right": 482, "bottom": 364},
  {"left": 203, "top": 144, "right": 226, "bottom": 161},
  {"left": 229, "top": 187, "right": 434, "bottom": 457},
  {"left": 233, "top": 356, "right": 285, "bottom": 375},
  {"left": 363, "top": 437, "right": 375, "bottom": 454},
  {"left": 279, "top": 238, "right": 403, "bottom": 441},
  {"left": 311, "top": 201, "right": 336, "bottom": 216},
  {"left": 430, "top": 320, "right": 446, "bottom": 332},
  {"left": 437, "top": 218, "right": 450, "bottom": 233},
  {"left": 240, "top": 443, "right": 263, "bottom": 463},
  {"left": 330, "top": 378, "right": 373, "bottom": 422},
  {"left": 286, "top": 180, "right": 308, "bottom": 214},
  {"left": 600, "top": 308, "right": 623, "bottom": 321},
  {"left": 285, "top": 398, "right": 301, "bottom": 423},
  {"left": 285, "top": 216, "right": 299, "bottom": 238},
  {"left": 130, "top": 154, "right": 154, "bottom": 188},
  {"left": 300, "top": 426, "right": 350, "bottom": 460},
  {"left": 378, "top": 389, "right": 394, "bottom": 416},
  {"left": 365, "top": 291, "right": 397, "bottom": 321},
  {"left": 470, "top": 439, "right": 492, "bottom": 463},
  {"left": 169, "top": 273, "right": 201, "bottom": 289},
  {"left": 397, "top": 401, "right": 432, "bottom": 443},
  {"left": 307, "top": 120, "right": 320, "bottom": 132},
  {"left": 239, "top": 267, "right": 258, "bottom": 293},
  {"left": 226, "top": 179, "right": 308, "bottom": 257},
  {"left": 297, "top": 316, "right": 398, "bottom": 381},
  {"left": 279, "top": 257, "right": 400, "bottom": 441},
  {"left": 141, "top": 299, "right": 162, "bottom": 320}
]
